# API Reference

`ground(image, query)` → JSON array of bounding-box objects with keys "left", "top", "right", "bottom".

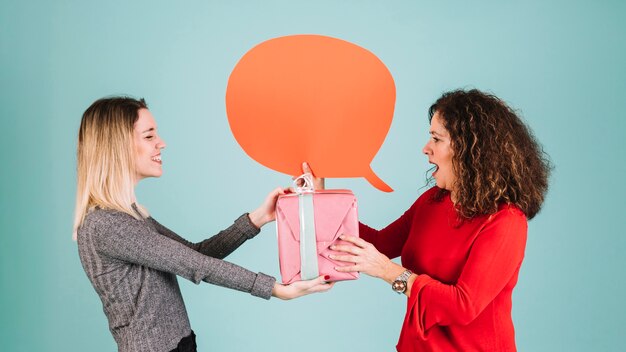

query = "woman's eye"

[{"left": 145, "top": 135, "right": 154, "bottom": 140}]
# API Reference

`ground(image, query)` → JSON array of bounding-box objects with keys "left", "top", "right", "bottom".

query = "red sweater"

[{"left": 360, "top": 187, "right": 527, "bottom": 352}]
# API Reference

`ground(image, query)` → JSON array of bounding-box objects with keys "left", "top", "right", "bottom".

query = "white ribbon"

[{"left": 292, "top": 173, "right": 319, "bottom": 280}]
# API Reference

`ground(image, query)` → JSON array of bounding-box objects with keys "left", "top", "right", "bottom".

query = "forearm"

[
  {"left": 195, "top": 213, "right": 260, "bottom": 258},
  {"left": 152, "top": 214, "right": 260, "bottom": 259},
  {"left": 200, "top": 259, "right": 275, "bottom": 299},
  {"left": 152, "top": 214, "right": 259, "bottom": 259}
]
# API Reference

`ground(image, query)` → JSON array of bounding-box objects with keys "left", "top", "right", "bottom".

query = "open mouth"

[
  {"left": 430, "top": 162, "right": 439, "bottom": 177},
  {"left": 151, "top": 155, "right": 162, "bottom": 164}
]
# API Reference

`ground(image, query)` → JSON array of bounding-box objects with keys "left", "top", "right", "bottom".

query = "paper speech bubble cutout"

[{"left": 226, "top": 35, "right": 395, "bottom": 192}]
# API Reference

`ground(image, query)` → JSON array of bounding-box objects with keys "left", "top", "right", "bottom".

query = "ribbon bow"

[{"left": 293, "top": 173, "right": 315, "bottom": 194}]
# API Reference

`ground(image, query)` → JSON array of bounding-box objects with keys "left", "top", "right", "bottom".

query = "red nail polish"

[{"left": 324, "top": 275, "right": 330, "bottom": 280}]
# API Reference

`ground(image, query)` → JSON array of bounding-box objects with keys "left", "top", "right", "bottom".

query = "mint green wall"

[{"left": 1, "top": 1, "right": 624, "bottom": 351}]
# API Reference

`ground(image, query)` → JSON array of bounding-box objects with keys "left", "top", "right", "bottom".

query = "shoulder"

[
  {"left": 83, "top": 208, "right": 136, "bottom": 227},
  {"left": 79, "top": 208, "right": 147, "bottom": 239},
  {"left": 495, "top": 203, "right": 527, "bottom": 222},
  {"left": 482, "top": 203, "right": 528, "bottom": 234}
]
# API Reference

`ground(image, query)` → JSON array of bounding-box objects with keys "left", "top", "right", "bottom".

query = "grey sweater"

[{"left": 77, "top": 208, "right": 276, "bottom": 352}]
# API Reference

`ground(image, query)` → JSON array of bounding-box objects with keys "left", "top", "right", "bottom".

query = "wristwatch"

[
  {"left": 392, "top": 270, "right": 413, "bottom": 294},
  {"left": 392, "top": 269, "right": 413, "bottom": 294}
]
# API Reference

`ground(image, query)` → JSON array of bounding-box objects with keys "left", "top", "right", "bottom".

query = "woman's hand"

[
  {"left": 295, "top": 162, "right": 325, "bottom": 190},
  {"left": 248, "top": 187, "right": 286, "bottom": 228},
  {"left": 272, "top": 275, "right": 335, "bottom": 300},
  {"left": 330, "top": 235, "right": 398, "bottom": 280}
]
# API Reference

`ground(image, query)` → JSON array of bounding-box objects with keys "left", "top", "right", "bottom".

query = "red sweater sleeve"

[
  {"left": 403, "top": 207, "right": 527, "bottom": 337},
  {"left": 359, "top": 198, "right": 421, "bottom": 259}
]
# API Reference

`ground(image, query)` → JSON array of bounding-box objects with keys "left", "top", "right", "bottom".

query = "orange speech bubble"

[{"left": 226, "top": 35, "right": 395, "bottom": 192}]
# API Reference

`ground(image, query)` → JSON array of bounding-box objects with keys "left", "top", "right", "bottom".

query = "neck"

[{"left": 450, "top": 191, "right": 458, "bottom": 204}]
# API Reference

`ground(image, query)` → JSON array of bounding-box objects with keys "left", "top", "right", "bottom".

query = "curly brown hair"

[{"left": 428, "top": 89, "right": 551, "bottom": 220}]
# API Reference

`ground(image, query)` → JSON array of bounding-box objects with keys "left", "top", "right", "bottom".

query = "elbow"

[
  {"left": 453, "top": 288, "right": 483, "bottom": 326},
  {"left": 455, "top": 304, "right": 481, "bottom": 325}
]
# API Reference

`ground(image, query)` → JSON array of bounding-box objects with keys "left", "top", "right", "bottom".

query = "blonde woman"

[{"left": 74, "top": 96, "right": 333, "bottom": 352}]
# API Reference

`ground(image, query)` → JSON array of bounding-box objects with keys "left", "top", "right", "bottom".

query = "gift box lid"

[{"left": 278, "top": 189, "right": 354, "bottom": 198}]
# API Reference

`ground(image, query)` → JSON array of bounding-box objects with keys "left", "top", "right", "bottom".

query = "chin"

[{"left": 144, "top": 171, "right": 162, "bottom": 178}]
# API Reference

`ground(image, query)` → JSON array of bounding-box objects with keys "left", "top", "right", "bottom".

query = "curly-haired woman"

[{"left": 308, "top": 89, "right": 551, "bottom": 351}]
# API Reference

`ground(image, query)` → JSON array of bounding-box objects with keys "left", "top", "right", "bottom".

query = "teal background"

[{"left": 1, "top": 1, "right": 625, "bottom": 351}]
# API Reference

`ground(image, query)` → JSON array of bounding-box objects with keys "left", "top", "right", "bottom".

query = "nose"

[
  {"left": 422, "top": 140, "right": 432, "bottom": 155},
  {"left": 157, "top": 136, "right": 166, "bottom": 150}
]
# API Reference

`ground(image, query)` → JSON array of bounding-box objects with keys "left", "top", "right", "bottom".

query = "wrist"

[
  {"left": 248, "top": 209, "right": 266, "bottom": 229},
  {"left": 381, "top": 261, "right": 406, "bottom": 284},
  {"left": 272, "top": 282, "right": 292, "bottom": 300},
  {"left": 404, "top": 273, "right": 417, "bottom": 297}
]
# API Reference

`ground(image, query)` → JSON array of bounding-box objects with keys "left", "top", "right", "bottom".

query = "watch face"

[{"left": 392, "top": 280, "right": 407, "bottom": 293}]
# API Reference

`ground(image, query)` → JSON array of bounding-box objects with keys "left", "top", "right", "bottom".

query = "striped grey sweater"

[{"left": 77, "top": 208, "right": 276, "bottom": 352}]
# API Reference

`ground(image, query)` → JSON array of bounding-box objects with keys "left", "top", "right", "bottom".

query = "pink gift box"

[{"left": 276, "top": 190, "right": 360, "bottom": 284}]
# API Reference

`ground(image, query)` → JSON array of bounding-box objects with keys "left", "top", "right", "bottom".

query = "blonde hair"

[{"left": 73, "top": 97, "right": 149, "bottom": 240}]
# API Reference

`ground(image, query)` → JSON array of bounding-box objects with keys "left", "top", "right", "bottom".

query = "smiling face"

[
  {"left": 134, "top": 108, "right": 166, "bottom": 183},
  {"left": 423, "top": 112, "right": 456, "bottom": 195}
]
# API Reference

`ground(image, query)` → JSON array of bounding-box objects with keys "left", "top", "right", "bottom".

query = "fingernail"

[
  {"left": 339, "top": 235, "right": 345, "bottom": 239},
  {"left": 324, "top": 275, "right": 330, "bottom": 280},
  {"left": 330, "top": 245, "right": 336, "bottom": 249}
]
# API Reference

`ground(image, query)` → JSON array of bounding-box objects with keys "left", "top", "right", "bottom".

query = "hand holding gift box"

[{"left": 276, "top": 173, "right": 360, "bottom": 284}]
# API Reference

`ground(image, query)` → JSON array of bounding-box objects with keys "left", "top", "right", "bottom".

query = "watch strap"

[
  {"left": 395, "top": 269, "right": 412, "bottom": 282},
  {"left": 391, "top": 269, "right": 413, "bottom": 294}
]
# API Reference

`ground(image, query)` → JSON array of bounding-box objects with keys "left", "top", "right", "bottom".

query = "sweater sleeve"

[
  {"left": 402, "top": 207, "right": 527, "bottom": 336},
  {"left": 147, "top": 213, "right": 259, "bottom": 259},
  {"left": 91, "top": 210, "right": 275, "bottom": 299},
  {"left": 359, "top": 198, "right": 421, "bottom": 259}
]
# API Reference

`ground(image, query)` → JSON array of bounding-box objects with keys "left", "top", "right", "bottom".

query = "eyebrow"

[
  {"left": 429, "top": 131, "right": 442, "bottom": 136},
  {"left": 141, "top": 127, "right": 155, "bottom": 134}
]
